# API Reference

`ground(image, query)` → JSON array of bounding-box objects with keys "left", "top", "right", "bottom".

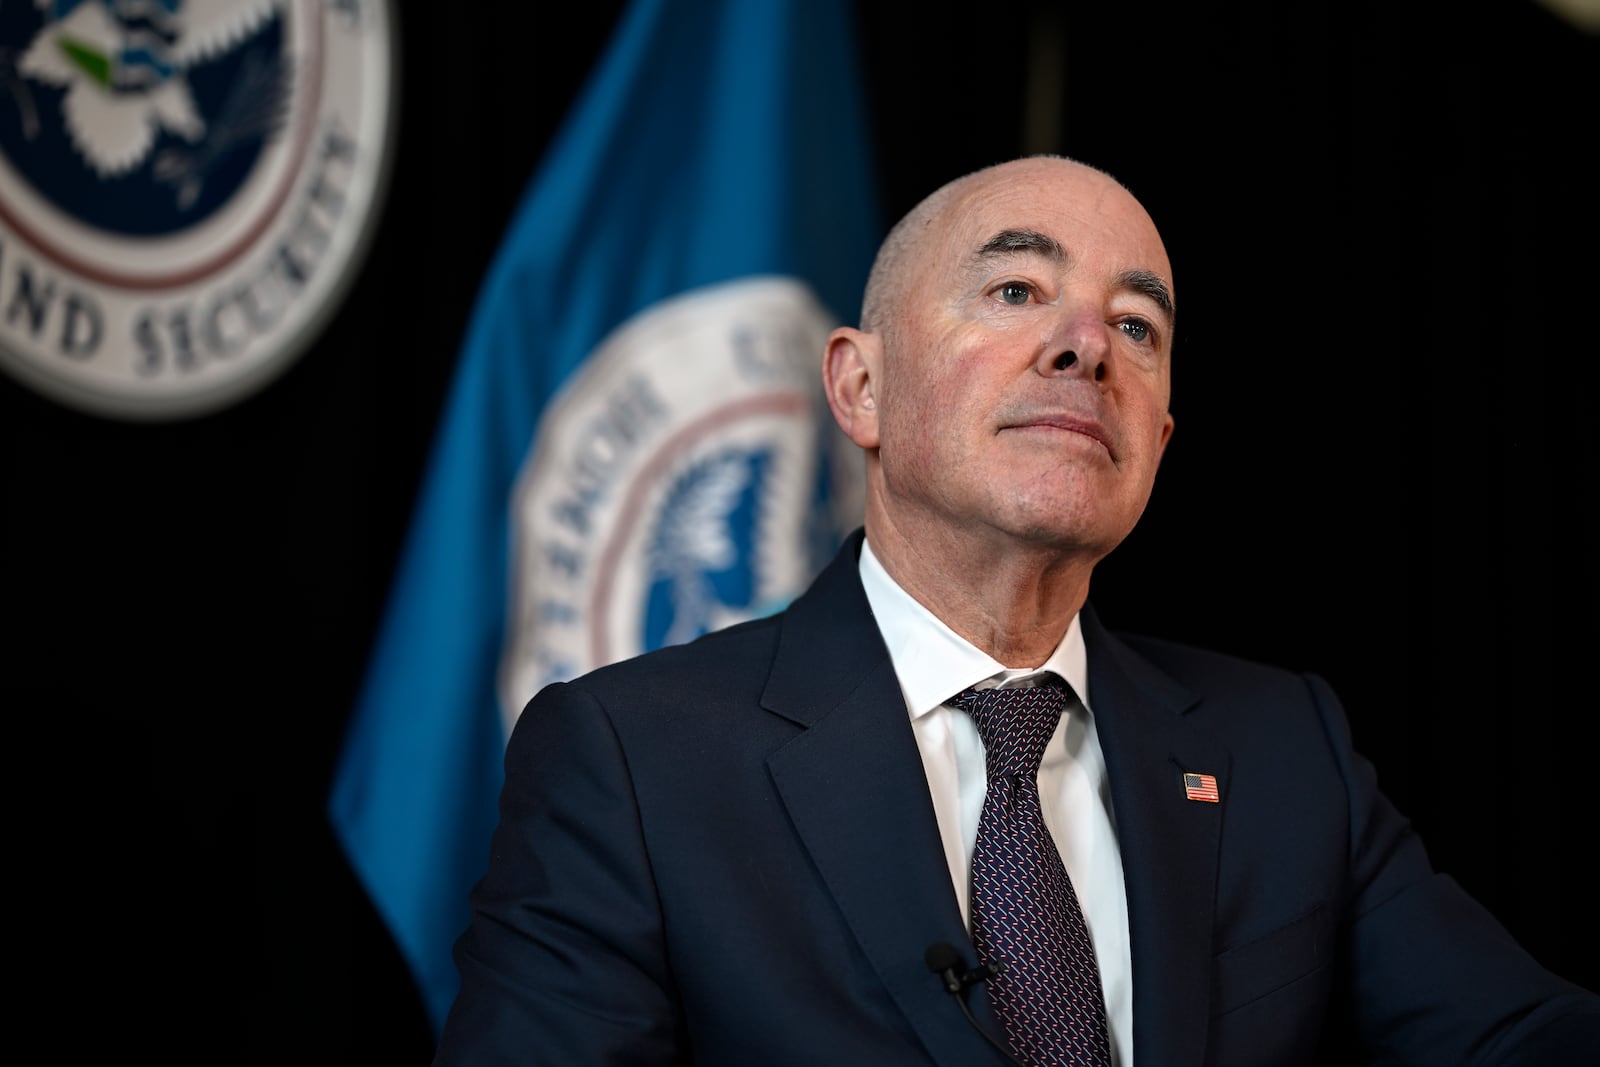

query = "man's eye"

[
  {"left": 998, "top": 282, "right": 1031, "bottom": 305},
  {"left": 1120, "top": 319, "right": 1151, "bottom": 343}
]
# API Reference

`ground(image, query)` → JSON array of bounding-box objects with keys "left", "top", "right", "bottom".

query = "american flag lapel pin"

[{"left": 1183, "top": 772, "right": 1220, "bottom": 803}]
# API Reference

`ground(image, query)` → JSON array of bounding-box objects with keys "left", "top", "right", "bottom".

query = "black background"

[{"left": 3, "top": 1, "right": 1596, "bottom": 1062}]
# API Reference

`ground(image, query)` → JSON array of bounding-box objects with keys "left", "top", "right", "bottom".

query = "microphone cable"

[{"left": 924, "top": 941, "right": 1023, "bottom": 1067}]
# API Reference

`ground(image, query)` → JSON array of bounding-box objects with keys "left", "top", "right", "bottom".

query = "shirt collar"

[{"left": 858, "top": 537, "right": 1090, "bottom": 720}]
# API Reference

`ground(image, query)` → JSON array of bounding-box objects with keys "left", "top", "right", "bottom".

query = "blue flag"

[{"left": 328, "top": 0, "right": 880, "bottom": 1036}]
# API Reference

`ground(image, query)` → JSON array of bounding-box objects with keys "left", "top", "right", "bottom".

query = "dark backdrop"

[{"left": 4, "top": 1, "right": 1595, "bottom": 1062}]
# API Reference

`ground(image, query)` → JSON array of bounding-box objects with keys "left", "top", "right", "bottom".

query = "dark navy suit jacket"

[{"left": 434, "top": 530, "right": 1600, "bottom": 1065}]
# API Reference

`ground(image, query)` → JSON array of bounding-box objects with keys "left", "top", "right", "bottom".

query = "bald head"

[
  {"left": 820, "top": 149, "right": 1179, "bottom": 623},
  {"left": 859, "top": 155, "right": 1166, "bottom": 339}
]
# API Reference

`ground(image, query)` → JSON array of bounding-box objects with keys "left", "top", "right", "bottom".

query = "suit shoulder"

[
  {"left": 1110, "top": 629, "right": 1324, "bottom": 699},
  {"left": 555, "top": 610, "right": 784, "bottom": 698}
]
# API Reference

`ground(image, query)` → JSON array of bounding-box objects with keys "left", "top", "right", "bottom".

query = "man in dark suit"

[{"left": 433, "top": 155, "right": 1600, "bottom": 1065}]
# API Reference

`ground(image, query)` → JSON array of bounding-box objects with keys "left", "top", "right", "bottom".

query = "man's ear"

[
  {"left": 822, "top": 326, "right": 881, "bottom": 449},
  {"left": 1156, "top": 411, "right": 1174, "bottom": 461}
]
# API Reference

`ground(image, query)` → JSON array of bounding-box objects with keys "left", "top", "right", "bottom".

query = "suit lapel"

[
  {"left": 758, "top": 536, "right": 1230, "bottom": 1065},
  {"left": 1083, "top": 607, "right": 1229, "bottom": 1067},
  {"left": 762, "top": 532, "right": 1009, "bottom": 1066}
]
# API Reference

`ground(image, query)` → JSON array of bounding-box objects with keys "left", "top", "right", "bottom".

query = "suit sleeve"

[
  {"left": 433, "top": 681, "right": 683, "bottom": 1066},
  {"left": 1306, "top": 672, "right": 1600, "bottom": 1065}
]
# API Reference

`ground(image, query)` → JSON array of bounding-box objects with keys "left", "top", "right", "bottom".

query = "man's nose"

[{"left": 1038, "top": 309, "right": 1110, "bottom": 382}]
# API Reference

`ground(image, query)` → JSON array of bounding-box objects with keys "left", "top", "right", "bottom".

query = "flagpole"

[{"left": 1024, "top": 10, "right": 1067, "bottom": 155}]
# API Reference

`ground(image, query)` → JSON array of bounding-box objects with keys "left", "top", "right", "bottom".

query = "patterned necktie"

[{"left": 949, "top": 680, "right": 1112, "bottom": 1067}]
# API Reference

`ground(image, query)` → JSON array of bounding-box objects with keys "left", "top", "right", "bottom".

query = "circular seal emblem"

[
  {"left": 0, "top": 0, "right": 396, "bottom": 420},
  {"left": 497, "top": 277, "right": 865, "bottom": 728}
]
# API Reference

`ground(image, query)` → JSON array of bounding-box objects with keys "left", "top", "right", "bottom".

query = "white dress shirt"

[{"left": 858, "top": 538, "right": 1134, "bottom": 1067}]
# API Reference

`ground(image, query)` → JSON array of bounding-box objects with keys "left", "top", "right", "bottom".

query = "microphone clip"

[
  {"left": 925, "top": 941, "right": 1004, "bottom": 995},
  {"left": 958, "top": 960, "right": 1003, "bottom": 989}
]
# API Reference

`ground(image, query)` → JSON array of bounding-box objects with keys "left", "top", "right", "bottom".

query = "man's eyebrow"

[
  {"left": 1119, "top": 268, "right": 1174, "bottom": 321},
  {"left": 975, "top": 228, "right": 1066, "bottom": 264},
  {"left": 972, "top": 229, "right": 1175, "bottom": 326}
]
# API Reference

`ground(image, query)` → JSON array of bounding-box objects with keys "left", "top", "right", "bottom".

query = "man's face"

[{"left": 871, "top": 159, "right": 1176, "bottom": 561}]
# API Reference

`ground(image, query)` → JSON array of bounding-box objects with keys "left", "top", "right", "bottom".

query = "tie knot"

[{"left": 948, "top": 679, "right": 1068, "bottom": 779}]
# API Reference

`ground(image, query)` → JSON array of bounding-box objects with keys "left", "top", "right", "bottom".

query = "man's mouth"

[{"left": 1001, "top": 413, "right": 1113, "bottom": 456}]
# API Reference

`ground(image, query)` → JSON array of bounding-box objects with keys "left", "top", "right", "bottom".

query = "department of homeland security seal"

[
  {"left": 0, "top": 0, "right": 396, "bottom": 419},
  {"left": 497, "top": 277, "right": 866, "bottom": 730}
]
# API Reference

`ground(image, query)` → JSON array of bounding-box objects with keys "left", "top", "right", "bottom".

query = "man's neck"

[{"left": 862, "top": 515, "right": 1094, "bottom": 669}]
